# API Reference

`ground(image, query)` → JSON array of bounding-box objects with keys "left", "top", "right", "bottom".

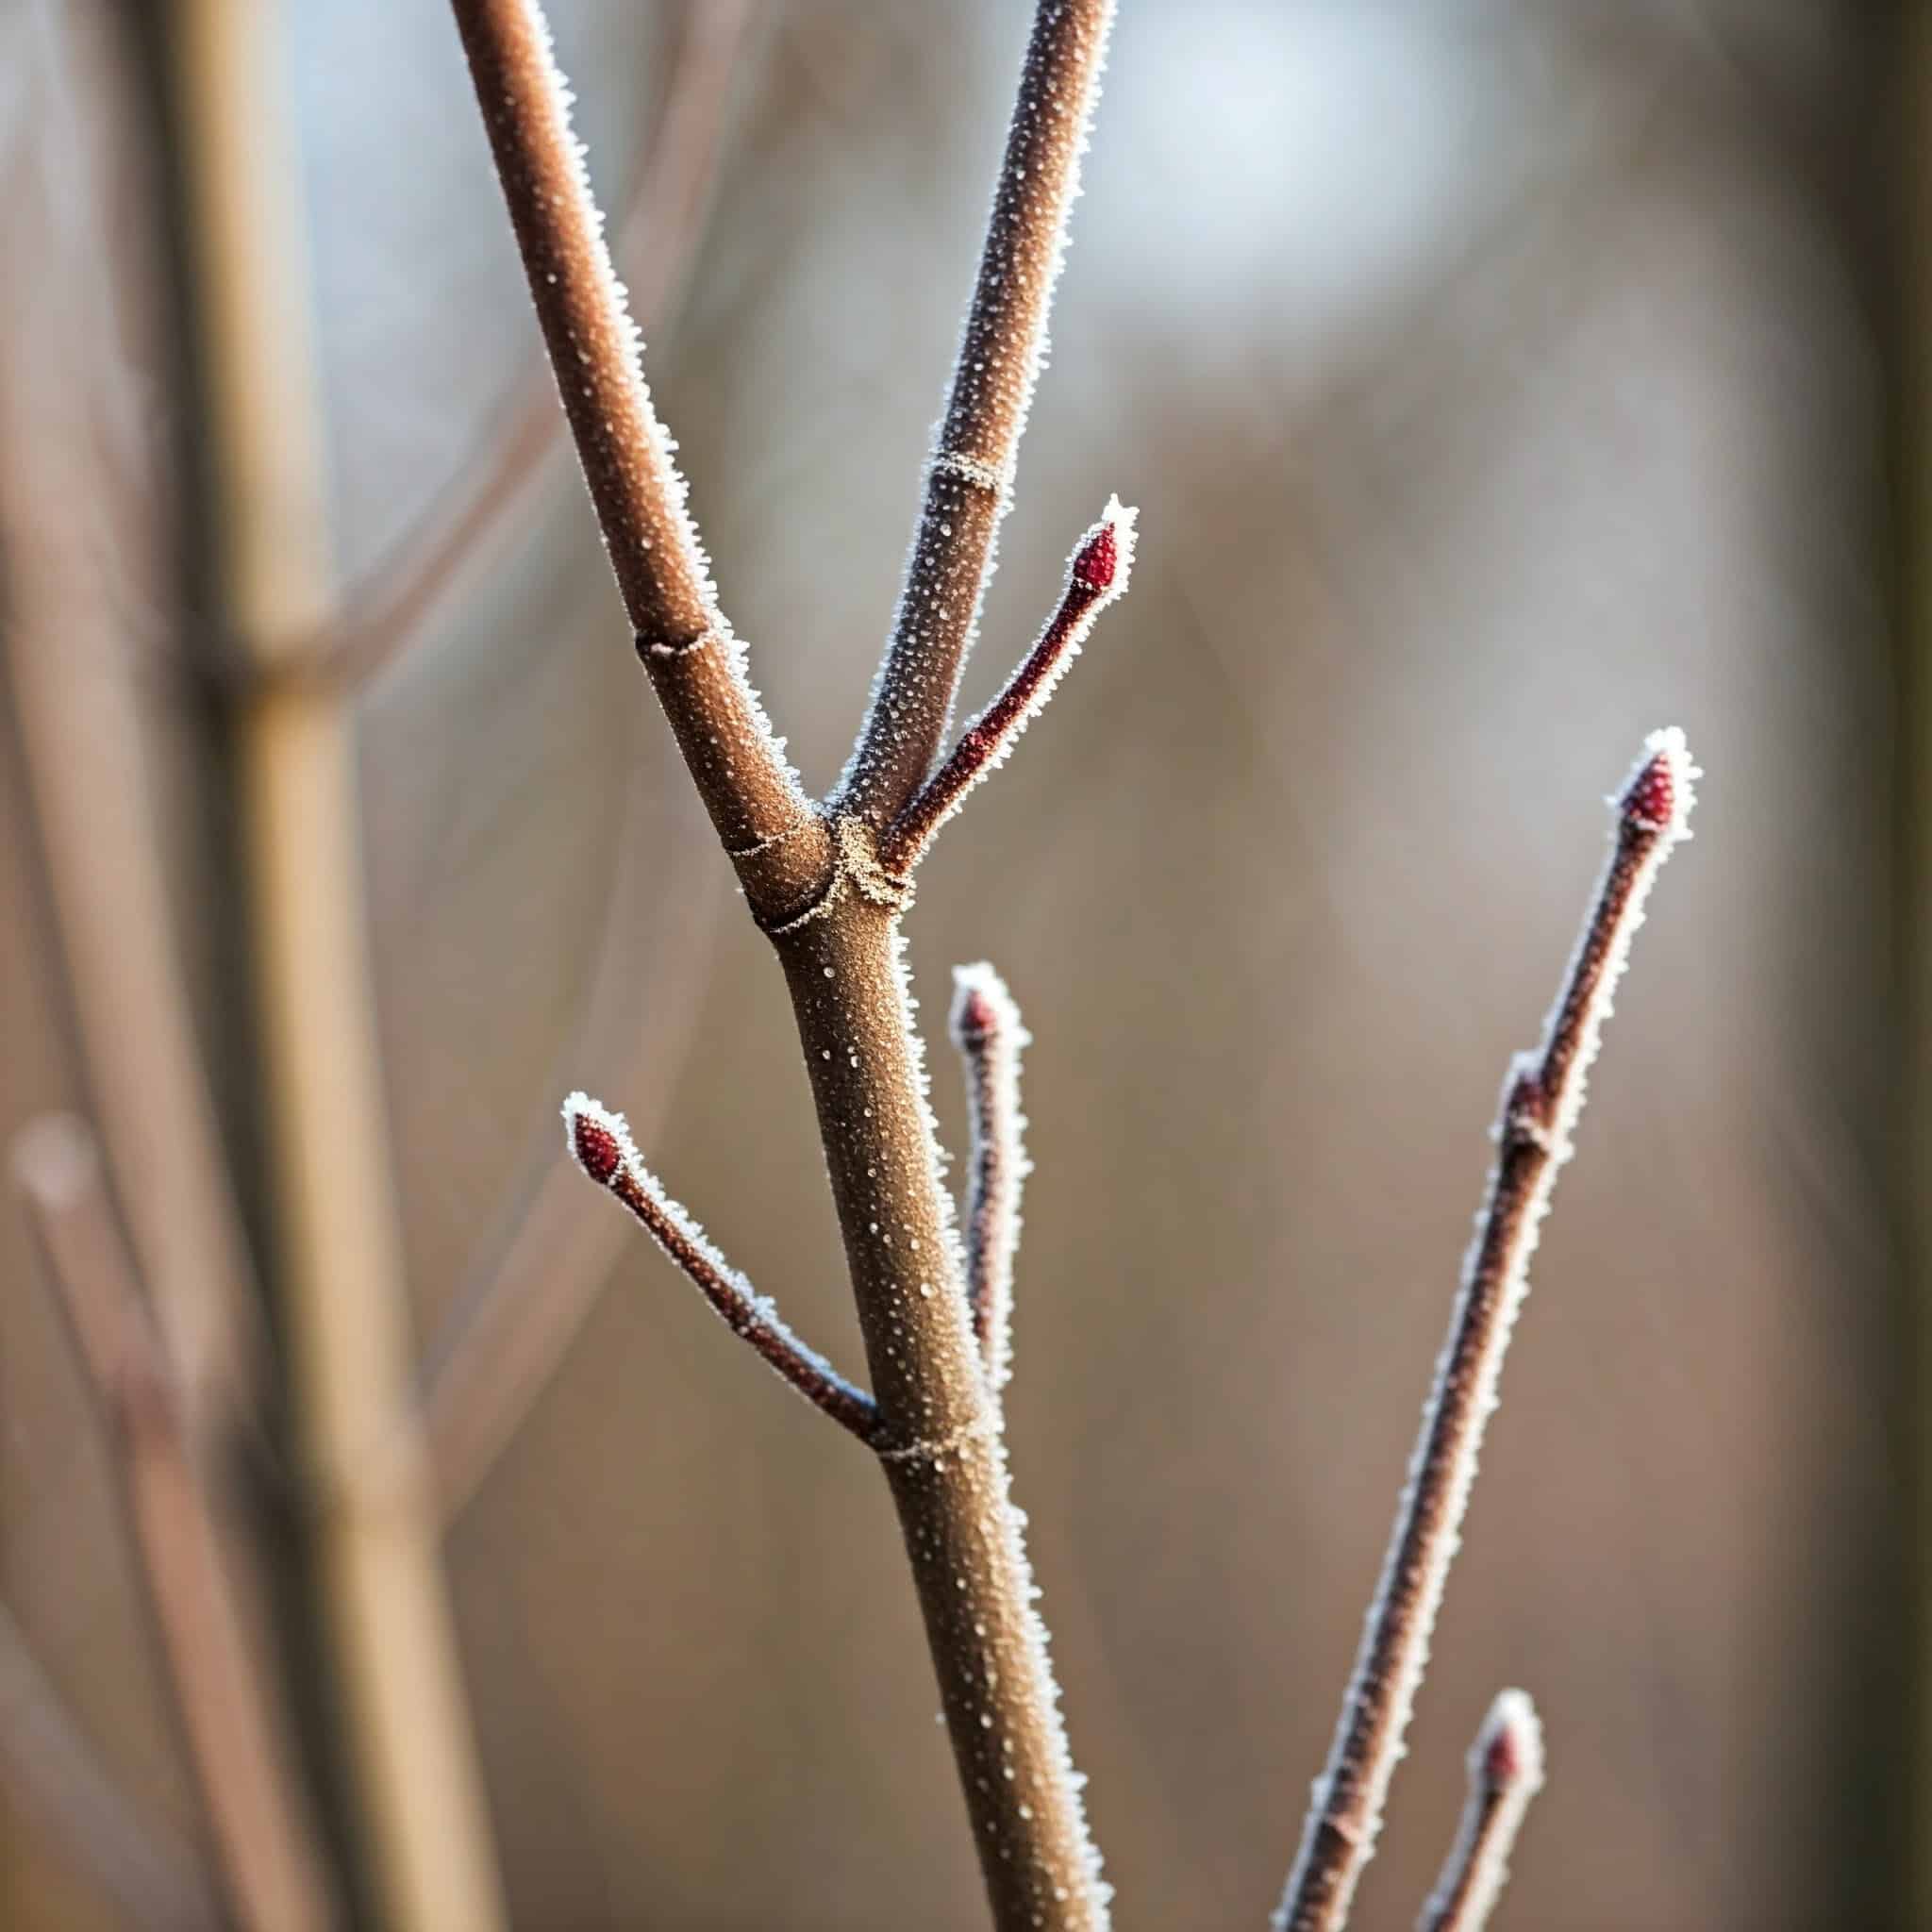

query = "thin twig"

[
  {"left": 562, "top": 1094, "right": 878, "bottom": 1441},
  {"left": 313, "top": 0, "right": 755, "bottom": 692},
  {"left": 1274, "top": 729, "right": 1700, "bottom": 1932},
  {"left": 1416, "top": 1691, "right": 1544, "bottom": 1932},
  {"left": 949, "top": 962, "right": 1031, "bottom": 1394},
  {"left": 13, "top": 1117, "right": 338, "bottom": 1932},
  {"left": 420, "top": 767, "right": 723, "bottom": 1522},
  {"left": 880, "top": 501, "right": 1135, "bottom": 874},
  {"left": 450, "top": 0, "right": 827, "bottom": 927},
  {"left": 837, "top": 0, "right": 1119, "bottom": 827},
  {"left": 0, "top": 1598, "right": 221, "bottom": 1932}
]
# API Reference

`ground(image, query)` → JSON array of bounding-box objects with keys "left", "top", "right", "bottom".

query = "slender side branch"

[
  {"left": 1274, "top": 728, "right": 1700, "bottom": 1932},
  {"left": 881, "top": 500, "right": 1135, "bottom": 874},
  {"left": 449, "top": 0, "right": 827, "bottom": 925},
  {"left": 839, "top": 0, "right": 1117, "bottom": 825},
  {"left": 13, "top": 1117, "right": 337, "bottom": 1932},
  {"left": 950, "top": 963, "right": 1032, "bottom": 1394},
  {"left": 562, "top": 1093, "right": 878, "bottom": 1441},
  {"left": 0, "top": 1600, "right": 221, "bottom": 1932},
  {"left": 314, "top": 0, "right": 753, "bottom": 691},
  {"left": 1417, "top": 1691, "right": 1545, "bottom": 1932},
  {"left": 841, "top": 0, "right": 1120, "bottom": 823}
]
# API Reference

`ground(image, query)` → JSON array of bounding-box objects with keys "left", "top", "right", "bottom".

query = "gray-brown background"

[{"left": 0, "top": 2, "right": 1903, "bottom": 1927}]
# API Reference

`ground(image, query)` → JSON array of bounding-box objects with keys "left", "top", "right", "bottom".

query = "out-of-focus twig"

[
  {"left": 1274, "top": 731, "right": 1698, "bottom": 1932},
  {"left": 419, "top": 768, "right": 722, "bottom": 1521},
  {"left": 13, "top": 1116, "right": 336, "bottom": 1932},
  {"left": 167, "top": 1, "right": 506, "bottom": 1924},
  {"left": 310, "top": 0, "right": 755, "bottom": 692},
  {"left": 0, "top": 0, "right": 259, "bottom": 1435},
  {"left": 0, "top": 1597, "right": 221, "bottom": 1932}
]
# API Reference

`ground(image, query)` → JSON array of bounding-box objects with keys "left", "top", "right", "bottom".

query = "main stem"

[{"left": 773, "top": 873, "right": 1106, "bottom": 1931}]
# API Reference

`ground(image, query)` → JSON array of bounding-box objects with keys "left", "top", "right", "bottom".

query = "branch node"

[{"left": 880, "top": 496, "right": 1137, "bottom": 873}]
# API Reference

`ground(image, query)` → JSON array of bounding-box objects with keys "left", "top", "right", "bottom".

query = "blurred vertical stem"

[
  {"left": 1904, "top": 8, "right": 1932, "bottom": 1925},
  {"left": 166, "top": 3, "right": 507, "bottom": 1926}
]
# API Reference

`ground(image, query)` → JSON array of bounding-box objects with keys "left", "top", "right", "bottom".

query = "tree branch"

[
  {"left": 1416, "top": 1691, "right": 1544, "bottom": 1932},
  {"left": 563, "top": 1093, "right": 878, "bottom": 1442},
  {"left": 950, "top": 962, "right": 1032, "bottom": 1395},
  {"left": 1274, "top": 729, "right": 1699, "bottom": 1932},
  {"left": 880, "top": 500, "right": 1135, "bottom": 874},
  {"left": 838, "top": 0, "right": 1119, "bottom": 826},
  {"left": 449, "top": 0, "right": 827, "bottom": 927},
  {"left": 12, "top": 1117, "right": 338, "bottom": 1932},
  {"left": 455, "top": 6, "right": 1118, "bottom": 1922},
  {"left": 313, "top": 0, "right": 754, "bottom": 692},
  {"left": 0, "top": 1599, "right": 221, "bottom": 1932}
]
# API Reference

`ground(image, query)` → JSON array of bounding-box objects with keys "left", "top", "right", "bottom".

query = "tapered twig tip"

[
  {"left": 950, "top": 961, "right": 1027, "bottom": 1052},
  {"left": 1474, "top": 1689, "right": 1544, "bottom": 1796},
  {"left": 1618, "top": 726, "right": 1698, "bottom": 841},
  {"left": 561, "top": 1091, "right": 629, "bottom": 1187},
  {"left": 1074, "top": 495, "right": 1137, "bottom": 595}
]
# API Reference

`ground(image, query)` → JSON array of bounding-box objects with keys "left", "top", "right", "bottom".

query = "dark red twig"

[
  {"left": 1274, "top": 729, "right": 1698, "bottom": 1932},
  {"left": 562, "top": 1092, "right": 878, "bottom": 1441},
  {"left": 880, "top": 500, "right": 1134, "bottom": 874}
]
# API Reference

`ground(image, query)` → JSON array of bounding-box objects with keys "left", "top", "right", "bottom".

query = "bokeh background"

[{"left": 0, "top": 2, "right": 1911, "bottom": 1927}]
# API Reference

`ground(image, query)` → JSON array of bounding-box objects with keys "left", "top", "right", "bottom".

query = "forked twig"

[
  {"left": 838, "top": 0, "right": 1119, "bottom": 826},
  {"left": 880, "top": 502, "right": 1136, "bottom": 874},
  {"left": 12, "top": 1117, "right": 338, "bottom": 1932},
  {"left": 1274, "top": 729, "right": 1699, "bottom": 1932},
  {"left": 562, "top": 1093, "right": 878, "bottom": 1441},
  {"left": 0, "top": 1599, "right": 221, "bottom": 1932},
  {"left": 1416, "top": 1691, "right": 1544, "bottom": 1932},
  {"left": 315, "top": 0, "right": 754, "bottom": 691},
  {"left": 453, "top": 2, "right": 1124, "bottom": 1922},
  {"left": 950, "top": 962, "right": 1032, "bottom": 1394}
]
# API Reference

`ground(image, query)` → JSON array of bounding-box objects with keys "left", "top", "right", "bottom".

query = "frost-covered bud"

[
  {"left": 1072, "top": 521, "right": 1117, "bottom": 592},
  {"left": 1617, "top": 724, "right": 1698, "bottom": 841},
  {"left": 1475, "top": 1690, "right": 1543, "bottom": 1795}
]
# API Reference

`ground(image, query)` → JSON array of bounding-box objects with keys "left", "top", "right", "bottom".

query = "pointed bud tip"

[
  {"left": 1072, "top": 496, "right": 1138, "bottom": 593},
  {"left": 1476, "top": 1689, "right": 1544, "bottom": 1792},
  {"left": 562, "top": 1091, "right": 625, "bottom": 1185},
  {"left": 950, "top": 961, "right": 1025, "bottom": 1052},
  {"left": 1619, "top": 726, "right": 1697, "bottom": 838}
]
